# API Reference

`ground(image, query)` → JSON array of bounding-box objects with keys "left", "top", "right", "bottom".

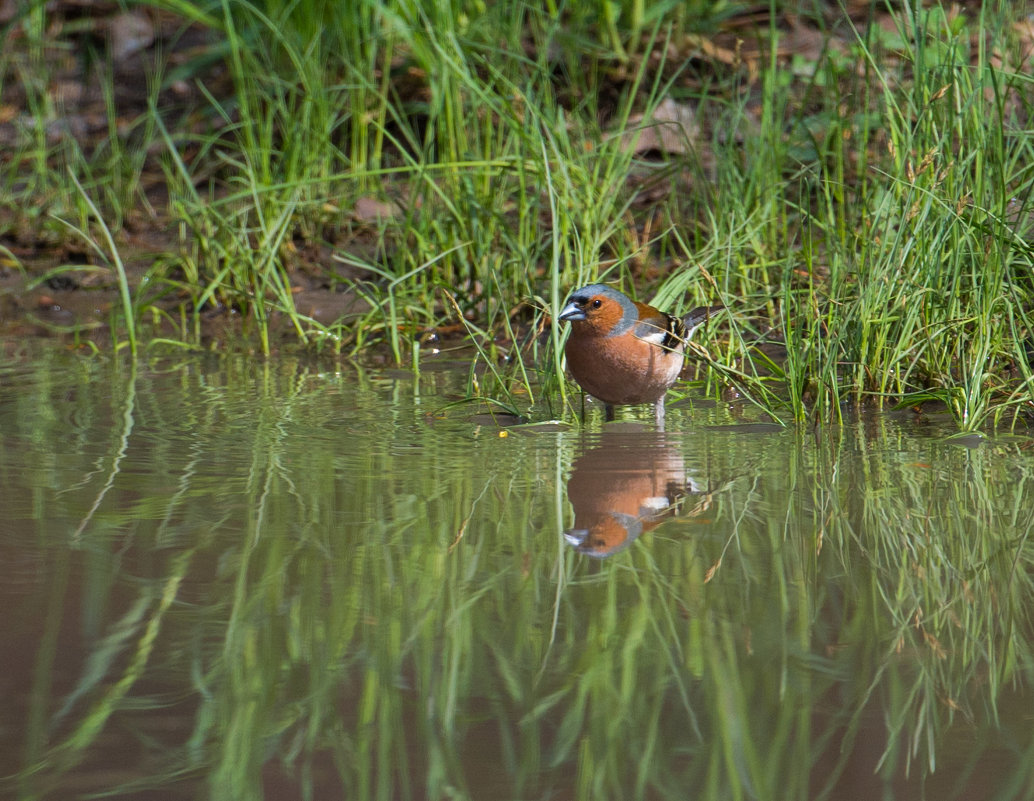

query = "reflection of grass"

[
  {"left": 1, "top": 4, "right": 1033, "bottom": 426},
  {"left": 6, "top": 353, "right": 1034, "bottom": 799}
]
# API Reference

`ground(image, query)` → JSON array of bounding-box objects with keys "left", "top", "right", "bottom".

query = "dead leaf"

[
  {"left": 107, "top": 11, "right": 155, "bottom": 63},
  {"left": 353, "top": 196, "right": 399, "bottom": 223},
  {"left": 619, "top": 97, "right": 700, "bottom": 155}
]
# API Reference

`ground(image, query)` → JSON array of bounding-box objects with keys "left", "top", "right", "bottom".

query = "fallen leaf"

[
  {"left": 618, "top": 97, "right": 700, "bottom": 155},
  {"left": 353, "top": 196, "right": 399, "bottom": 223},
  {"left": 107, "top": 11, "right": 155, "bottom": 63}
]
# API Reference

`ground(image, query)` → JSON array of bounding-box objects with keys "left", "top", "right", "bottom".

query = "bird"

[{"left": 557, "top": 283, "right": 721, "bottom": 430}]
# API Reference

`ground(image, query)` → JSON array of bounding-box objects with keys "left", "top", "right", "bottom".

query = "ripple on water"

[{"left": 3, "top": 342, "right": 1034, "bottom": 800}]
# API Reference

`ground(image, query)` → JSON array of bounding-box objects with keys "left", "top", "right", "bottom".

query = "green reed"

[
  {"left": 798, "top": 4, "right": 1034, "bottom": 428},
  {"left": 2, "top": 2, "right": 1033, "bottom": 427}
]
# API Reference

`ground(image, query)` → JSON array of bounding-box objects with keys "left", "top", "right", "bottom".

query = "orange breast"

[{"left": 564, "top": 326, "right": 684, "bottom": 405}]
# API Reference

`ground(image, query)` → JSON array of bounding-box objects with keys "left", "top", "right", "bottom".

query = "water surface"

[{"left": 2, "top": 343, "right": 1034, "bottom": 800}]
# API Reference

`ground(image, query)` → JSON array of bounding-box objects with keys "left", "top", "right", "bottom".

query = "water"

[{"left": 2, "top": 342, "right": 1034, "bottom": 800}]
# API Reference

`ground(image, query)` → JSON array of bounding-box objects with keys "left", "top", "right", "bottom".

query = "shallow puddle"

[{"left": 2, "top": 343, "right": 1034, "bottom": 800}]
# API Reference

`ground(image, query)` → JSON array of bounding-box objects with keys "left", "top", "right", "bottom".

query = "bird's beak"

[
  {"left": 564, "top": 528, "right": 589, "bottom": 547},
  {"left": 558, "top": 301, "right": 585, "bottom": 322}
]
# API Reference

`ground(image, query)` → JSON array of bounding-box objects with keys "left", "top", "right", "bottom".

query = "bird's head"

[{"left": 558, "top": 284, "right": 635, "bottom": 335}]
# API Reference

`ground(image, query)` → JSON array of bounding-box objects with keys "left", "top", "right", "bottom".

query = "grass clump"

[{"left": 1, "top": 1, "right": 1033, "bottom": 428}]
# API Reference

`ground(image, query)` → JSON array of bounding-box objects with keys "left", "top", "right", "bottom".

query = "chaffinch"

[{"left": 557, "top": 283, "right": 720, "bottom": 430}]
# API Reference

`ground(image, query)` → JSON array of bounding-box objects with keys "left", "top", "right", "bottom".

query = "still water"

[{"left": 2, "top": 343, "right": 1034, "bottom": 800}]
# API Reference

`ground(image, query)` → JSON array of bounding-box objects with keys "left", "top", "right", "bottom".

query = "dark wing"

[
  {"left": 681, "top": 305, "right": 725, "bottom": 339},
  {"left": 633, "top": 303, "right": 688, "bottom": 353}
]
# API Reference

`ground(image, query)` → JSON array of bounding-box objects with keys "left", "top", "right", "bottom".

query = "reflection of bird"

[
  {"left": 564, "top": 433, "right": 704, "bottom": 558},
  {"left": 558, "top": 284, "right": 720, "bottom": 430}
]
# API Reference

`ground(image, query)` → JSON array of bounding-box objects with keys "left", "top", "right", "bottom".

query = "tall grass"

[{"left": 1, "top": 1, "right": 1033, "bottom": 427}]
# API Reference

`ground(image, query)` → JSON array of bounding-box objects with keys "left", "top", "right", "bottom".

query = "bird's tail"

[{"left": 681, "top": 305, "right": 725, "bottom": 338}]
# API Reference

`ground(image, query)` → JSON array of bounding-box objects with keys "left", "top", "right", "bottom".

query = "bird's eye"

[{"left": 591, "top": 299, "right": 602, "bottom": 309}]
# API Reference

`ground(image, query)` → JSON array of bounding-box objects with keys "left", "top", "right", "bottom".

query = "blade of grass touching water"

[{"left": 63, "top": 170, "right": 138, "bottom": 355}]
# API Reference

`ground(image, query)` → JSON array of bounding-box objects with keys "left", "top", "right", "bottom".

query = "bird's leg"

[
  {"left": 654, "top": 398, "right": 666, "bottom": 432},
  {"left": 605, "top": 404, "right": 616, "bottom": 422}
]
